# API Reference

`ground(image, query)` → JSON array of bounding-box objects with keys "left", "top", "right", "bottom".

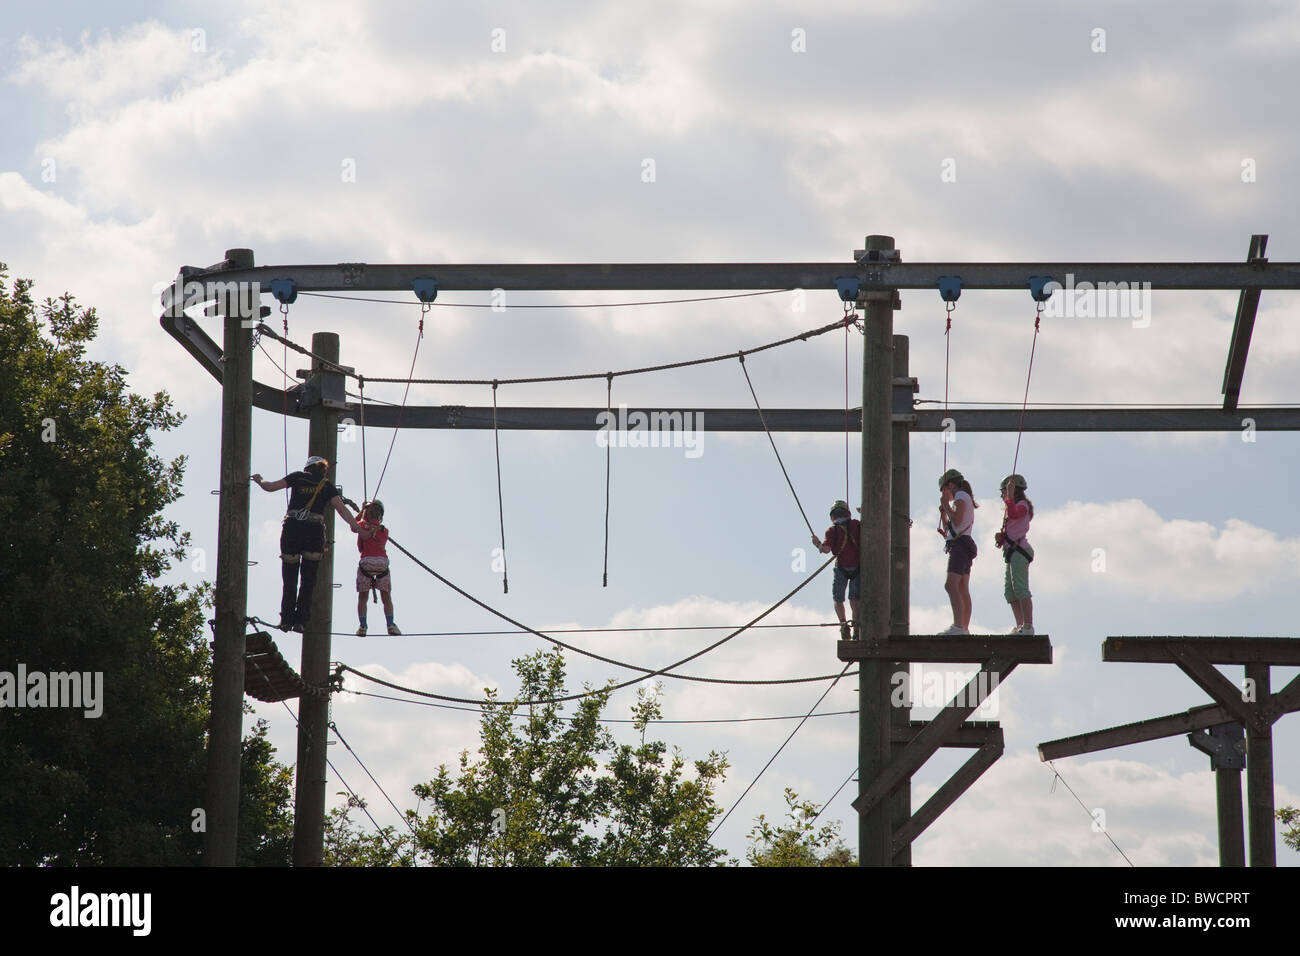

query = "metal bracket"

[
  {"left": 412, "top": 278, "right": 439, "bottom": 303},
  {"left": 339, "top": 263, "right": 367, "bottom": 287}
]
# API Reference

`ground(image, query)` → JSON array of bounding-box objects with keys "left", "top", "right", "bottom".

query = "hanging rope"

[
  {"left": 1011, "top": 304, "right": 1043, "bottom": 476},
  {"left": 602, "top": 372, "right": 613, "bottom": 588},
  {"left": 843, "top": 305, "right": 852, "bottom": 503},
  {"left": 943, "top": 298, "right": 955, "bottom": 471},
  {"left": 372, "top": 303, "right": 426, "bottom": 500},
  {"left": 738, "top": 353, "right": 815, "bottom": 537},
  {"left": 280, "top": 301, "right": 290, "bottom": 505},
  {"left": 491, "top": 381, "right": 509, "bottom": 595},
  {"left": 357, "top": 374, "right": 369, "bottom": 503}
]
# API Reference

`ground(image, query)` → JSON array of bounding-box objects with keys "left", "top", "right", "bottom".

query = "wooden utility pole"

[
  {"left": 292, "top": 332, "right": 342, "bottom": 866},
  {"left": 889, "top": 334, "right": 914, "bottom": 865},
  {"left": 857, "top": 235, "right": 896, "bottom": 866},
  {"left": 205, "top": 248, "right": 255, "bottom": 865}
]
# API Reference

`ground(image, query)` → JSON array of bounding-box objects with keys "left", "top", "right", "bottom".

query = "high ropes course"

[{"left": 176, "top": 238, "right": 1300, "bottom": 868}]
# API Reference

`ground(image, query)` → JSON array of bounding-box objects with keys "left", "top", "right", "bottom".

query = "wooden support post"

[
  {"left": 205, "top": 248, "right": 255, "bottom": 866},
  {"left": 1216, "top": 764, "right": 1246, "bottom": 867},
  {"left": 1244, "top": 663, "right": 1275, "bottom": 866},
  {"left": 889, "top": 334, "right": 911, "bottom": 866},
  {"left": 857, "top": 235, "right": 895, "bottom": 866},
  {"left": 292, "top": 332, "right": 342, "bottom": 867}
]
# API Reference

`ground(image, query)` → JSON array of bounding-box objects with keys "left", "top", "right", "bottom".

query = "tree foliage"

[
  {"left": 335, "top": 650, "right": 731, "bottom": 866},
  {"left": 0, "top": 265, "right": 294, "bottom": 865},
  {"left": 1280, "top": 806, "right": 1299, "bottom": 853},
  {"left": 747, "top": 788, "right": 856, "bottom": 866}
]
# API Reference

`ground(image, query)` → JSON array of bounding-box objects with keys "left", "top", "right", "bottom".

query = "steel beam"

[
  {"left": 1222, "top": 235, "right": 1268, "bottom": 411},
  {"left": 178, "top": 259, "right": 1300, "bottom": 292}
]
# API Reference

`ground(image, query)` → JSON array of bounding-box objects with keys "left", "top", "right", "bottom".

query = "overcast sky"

[{"left": 4, "top": 0, "right": 1299, "bottom": 866}]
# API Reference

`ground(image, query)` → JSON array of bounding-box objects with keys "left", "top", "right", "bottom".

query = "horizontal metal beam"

[
  {"left": 183, "top": 259, "right": 1300, "bottom": 292},
  {"left": 839, "top": 636, "right": 1052, "bottom": 665},
  {"left": 1104, "top": 637, "right": 1300, "bottom": 665}
]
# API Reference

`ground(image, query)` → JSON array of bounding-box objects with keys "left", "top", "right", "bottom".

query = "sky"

[{"left": 3, "top": 0, "right": 1299, "bottom": 867}]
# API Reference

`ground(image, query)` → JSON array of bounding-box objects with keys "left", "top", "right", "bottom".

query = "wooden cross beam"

[{"left": 1038, "top": 635, "right": 1300, "bottom": 867}]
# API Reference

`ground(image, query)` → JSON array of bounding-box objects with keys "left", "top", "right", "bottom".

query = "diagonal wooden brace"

[
  {"left": 853, "top": 656, "right": 1016, "bottom": 816},
  {"left": 892, "top": 732, "right": 1004, "bottom": 853},
  {"left": 1168, "top": 643, "right": 1254, "bottom": 725}
]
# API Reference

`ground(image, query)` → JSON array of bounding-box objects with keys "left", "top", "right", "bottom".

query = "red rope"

[
  {"left": 1011, "top": 310, "right": 1042, "bottom": 476},
  {"left": 844, "top": 310, "right": 851, "bottom": 502},
  {"left": 943, "top": 304, "right": 953, "bottom": 471}
]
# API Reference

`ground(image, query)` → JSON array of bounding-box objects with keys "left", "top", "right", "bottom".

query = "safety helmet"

[
  {"left": 1000, "top": 474, "right": 1027, "bottom": 492},
  {"left": 304, "top": 456, "right": 329, "bottom": 472},
  {"left": 365, "top": 499, "right": 385, "bottom": 517},
  {"left": 939, "top": 468, "right": 964, "bottom": 489},
  {"left": 830, "top": 500, "right": 850, "bottom": 517}
]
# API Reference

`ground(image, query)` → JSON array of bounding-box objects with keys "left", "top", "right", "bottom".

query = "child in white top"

[{"left": 937, "top": 468, "right": 978, "bottom": 635}]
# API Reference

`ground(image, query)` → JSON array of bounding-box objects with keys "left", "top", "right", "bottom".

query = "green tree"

[
  {"left": 324, "top": 795, "right": 413, "bottom": 867},
  {"left": 403, "top": 650, "right": 729, "bottom": 866},
  {"left": 1280, "top": 807, "right": 1299, "bottom": 853},
  {"left": 747, "top": 789, "right": 856, "bottom": 866},
  {"left": 0, "top": 265, "right": 294, "bottom": 864},
  {"left": 236, "top": 718, "right": 296, "bottom": 865}
]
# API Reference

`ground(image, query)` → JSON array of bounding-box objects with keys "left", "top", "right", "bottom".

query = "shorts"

[
  {"left": 946, "top": 535, "right": 977, "bottom": 576},
  {"left": 1004, "top": 544, "right": 1033, "bottom": 602},
  {"left": 832, "top": 565, "right": 861, "bottom": 603},
  {"left": 357, "top": 556, "right": 391, "bottom": 593},
  {"left": 280, "top": 517, "right": 326, "bottom": 560}
]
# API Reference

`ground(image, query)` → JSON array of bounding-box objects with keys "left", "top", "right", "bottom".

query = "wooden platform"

[
  {"left": 244, "top": 631, "right": 309, "bottom": 702},
  {"left": 838, "top": 634, "right": 1052, "bottom": 664},
  {"left": 1105, "top": 636, "right": 1300, "bottom": 665}
]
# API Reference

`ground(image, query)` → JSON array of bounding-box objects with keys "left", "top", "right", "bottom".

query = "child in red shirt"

[
  {"left": 353, "top": 500, "right": 399, "bottom": 635},
  {"left": 812, "top": 500, "right": 861, "bottom": 641}
]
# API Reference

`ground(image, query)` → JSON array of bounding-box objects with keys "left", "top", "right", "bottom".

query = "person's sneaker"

[
  {"left": 1008, "top": 625, "right": 1024, "bottom": 635},
  {"left": 387, "top": 623, "right": 401, "bottom": 635},
  {"left": 839, "top": 623, "right": 851, "bottom": 641},
  {"left": 939, "top": 625, "right": 964, "bottom": 636},
  {"left": 1019, "top": 624, "right": 1034, "bottom": 636},
  {"left": 356, "top": 625, "right": 367, "bottom": 636},
  {"left": 291, "top": 621, "right": 305, "bottom": 633}
]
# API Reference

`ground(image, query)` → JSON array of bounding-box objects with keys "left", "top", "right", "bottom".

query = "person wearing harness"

[
  {"left": 812, "top": 500, "right": 861, "bottom": 641},
  {"left": 937, "top": 468, "right": 978, "bottom": 635},
  {"left": 252, "top": 456, "right": 362, "bottom": 632},
  {"left": 353, "top": 499, "right": 400, "bottom": 636},
  {"left": 995, "top": 474, "right": 1035, "bottom": 635}
]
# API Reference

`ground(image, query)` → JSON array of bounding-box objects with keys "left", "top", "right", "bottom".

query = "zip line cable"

[
  {"left": 709, "top": 661, "right": 854, "bottom": 838},
  {"left": 340, "top": 687, "right": 859, "bottom": 725},
  {"left": 491, "top": 381, "right": 509, "bottom": 594},
  {"left": 339, "top": 550, "right": 841, "bottom": 707},
  {"left": 1045, "top": 761, "right": 1135, "bottom": 866},
  {"left": 739, "top": 351, "right": 816, "bottom": 537},
  {"left": 299, "top": 288, "right": 792, "bottom": 309},
  {"left": 811, "top": 766, "right": 858, "bottom": 823},
  {"left": 329, "top": 718, "right": 418, "bottom": 836}
]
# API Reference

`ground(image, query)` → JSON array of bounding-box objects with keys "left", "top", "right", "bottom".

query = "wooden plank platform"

[
  {"left": 244, "top": 631, "right": 309, "bottom": 702},
  {"left": 838, "top": 634, "right": 1052, "bottom": 664},
  {"left": 894, "top": 720, "right": 1002, "bottom": 748},
  {"left": 1104, "top": 636, "right": 1300, "bottom": 665}
]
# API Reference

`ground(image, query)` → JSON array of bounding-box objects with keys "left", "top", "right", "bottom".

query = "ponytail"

[{"left": 959, "top": 479, "right": 979, "bottom": 508}]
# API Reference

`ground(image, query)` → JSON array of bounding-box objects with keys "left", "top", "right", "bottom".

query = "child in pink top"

[
  {"left": 353, "top": 500, "right": 400, "bottom": 635},
  {"left": 995, "top": 475, "right": 1034, "bottom": 634}
]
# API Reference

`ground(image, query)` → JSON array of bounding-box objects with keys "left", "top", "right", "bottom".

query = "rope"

[
  {"left": 738, "top": 353, "right": 816, "bottom": 537},
  {"left": 709, "top": 661, "right": 854, "bottom": 838},
  {"left": 1045, "top": 761, "right": 1135, "bottom": 866},
  {"left": 281, "top": 303, "right": 290, "bottom": 505},
  {"left": 341, "top": 688, "right": 859, "bottom": 725},
  {"left": 602, "top": 373, "right": 612, "bottom": 588},
  {"left": 811, "top": 766, "right": 857, "bottom": 823},
  {"left": 297, "top": 621, "right": 841, "bottom": 638},
  {"left": 492, "top": 382, "right": 509, "bottom": 594},
  {"left": 358, "top": 375, "right": 369, "bottom": 502},
  {"left": 329, "top": 719, "right": 417, "bottom": 836},
  {"left": 372, "top": 305, "right": 426, "bottom": 500},
  {"left": 943, "top": 299, "right": 954, "bottom": 471},
  {"left": 341, "top": 548, "right": 839, "bottom": 706},
  {"left": 844, "top": 307, "right": 851, "bottom": 502},
  {"left": 298, "top": 288, "right": 792, "bottom": 309},
  {"left": 1011, "top": 308, "right": 1042, "bottom": 476},
  {"left": 362, "top": 317, "right": 847, "bottom": 387}
]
